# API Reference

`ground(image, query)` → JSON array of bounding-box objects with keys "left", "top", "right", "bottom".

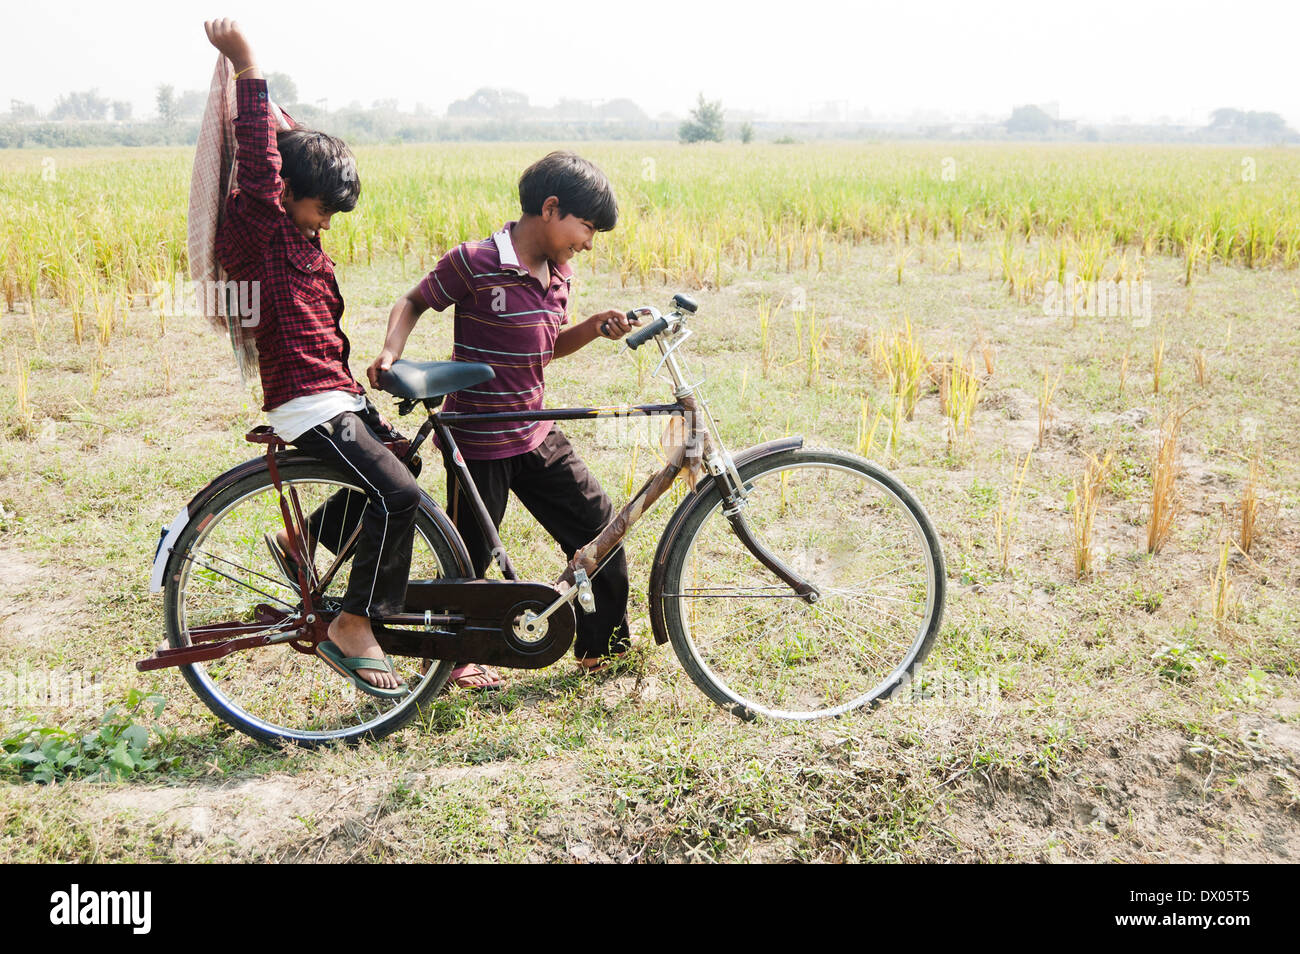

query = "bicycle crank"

[{"left": 379, "top": 579, "right": 576, "bottom": 669}]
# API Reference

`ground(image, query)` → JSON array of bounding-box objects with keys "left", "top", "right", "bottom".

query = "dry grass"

[
  {"left": 621, "top": 440, "right": 641, "bottom": 499},
  {"left": 937, "top": 351, "right": 982, "bottom": 448},
  {"left": 894, "top": 235, "right": 911, "bottom": 285},
  {"left": 855, "top": 397, "right": 884, "bottom": 458},
  {"left": 757, "top": 298, "right": 777, "bottom": 377},
  {"left": 1037, "top": 368, "right": 1062, "bottom": 447},
  {"left": 872, "top": 317, "right": 927, "bottom": 421},
  {"left": 804, "top": 306, "right": 826, "bottom": 388},
  {"left": 1071, "top": 450, "right": 1115, "bottom": 579},
  {"left": 1152, "top": 325, "right": 1167, "bottom": 395},
  {"left": 886, "top": 393, "right": 904, "bottom": 456},
  {"left": 1146, "top": 405, "right": 1188, "bottom": 554},
  {"left": 9, "top": 352, "right": 33, "bottom": 438},
  {"left": 994, "top": 448, "right": 1033, "bottom": 575},
  {"left": 1209, "top": 536, "right": 1236, "bottom": 632},
  {"left": 1192, "top": 347, "right": 1208, "bottom": 387},
  {"left": 1184, "top": 239, "right": 1200, "bottom": 286},
  {"left": 1239, "top": 456, "right": 1261, "bottom": 555}
]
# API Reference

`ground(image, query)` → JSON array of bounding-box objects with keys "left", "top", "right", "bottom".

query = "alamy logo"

[
  {"left": 49, "top": 884, "right": 151, "bottom": 934},
  {"left": 151, "top": 275, "right": 261, "bottom": 327},
  {"left": 1043, "top": 274, "right": 1153, "bottom": 324},
  {"left": 1, "top": 665, "right": 104, "bottom": 711}
]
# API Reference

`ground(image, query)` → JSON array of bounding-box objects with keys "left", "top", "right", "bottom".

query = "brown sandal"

[{"left": 449, "top": 663, "right": 503, "bottom": 691}]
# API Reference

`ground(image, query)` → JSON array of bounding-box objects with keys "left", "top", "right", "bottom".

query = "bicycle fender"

[
  {"left": 148, "top": 449, "right": 474, "bottom": 592},
  {"left": 147, "top": 452, "right": 313, "bottom": 596},
  {"left": 149, "top": 507, "right": 190, "bottom": 594},
  {"left": 646, "top": 435, "right": 803, "bottom": 645}
]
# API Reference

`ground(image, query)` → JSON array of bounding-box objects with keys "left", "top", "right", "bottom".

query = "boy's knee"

[{"left": 384, "top": 469, "right": 420, "bottom": 513}]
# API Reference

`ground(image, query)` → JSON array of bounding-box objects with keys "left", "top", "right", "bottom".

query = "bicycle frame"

[
  {"left": 140, "top": 303, "right": 820, "bottom": 672},
  {"left": 401, "top": 309, "right": 818, "bottom": 639},
  {"left": 417, "top": 400, "right": 690, "bottom": 585}
]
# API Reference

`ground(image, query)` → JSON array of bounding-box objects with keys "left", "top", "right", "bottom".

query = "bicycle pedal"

[{"left": 573, "top": 568, "right": 597, "bottom": 614}]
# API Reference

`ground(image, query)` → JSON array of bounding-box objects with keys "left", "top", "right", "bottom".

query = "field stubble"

[{"left": 1, "top": 143, "right": 1299, "bottom": 862}]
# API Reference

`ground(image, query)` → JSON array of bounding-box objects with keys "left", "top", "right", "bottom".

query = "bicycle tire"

[
  {"left": 162, "top": 458, "right": 463, "bottom": 747},
  {"left": 656, "top": 447, "right": 945, "bottom": 720}
]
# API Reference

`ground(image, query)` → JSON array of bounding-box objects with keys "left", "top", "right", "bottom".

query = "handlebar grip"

[{"left": 625, "top": 316, "right": 669, "bottom": 350}]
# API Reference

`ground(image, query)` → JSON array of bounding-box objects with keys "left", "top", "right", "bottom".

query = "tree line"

[{"left": 3, "top": 83, "right": 1295, "bottom": 148}]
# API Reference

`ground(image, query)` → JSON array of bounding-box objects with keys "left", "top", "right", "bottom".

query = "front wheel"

[
  {"left": 161, "top": 459, "right": 464, "bottom": 747},
  {"left": 656, "top": 448, "right": 945, "bottom": 720}
]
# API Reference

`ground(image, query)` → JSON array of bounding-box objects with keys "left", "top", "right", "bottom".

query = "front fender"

[{"left": 646, "top": 436, "right": 803, "bottom": 645}]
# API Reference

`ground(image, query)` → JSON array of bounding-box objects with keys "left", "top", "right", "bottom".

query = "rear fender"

[{"left": 149, "top": 450, "right": 473, "bottom": 594}]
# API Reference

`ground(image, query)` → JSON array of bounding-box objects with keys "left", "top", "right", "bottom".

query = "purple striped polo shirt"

[{"left": 417, "top": 223, "right": 573, "bottom": 460}]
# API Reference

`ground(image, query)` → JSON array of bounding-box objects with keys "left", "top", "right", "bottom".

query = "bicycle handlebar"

[
  {"left": 625, "top": 316, "right": 670, "bottom": 350},
  {"left": 621, "top": 295, "right": 699, "bottom": 350}
]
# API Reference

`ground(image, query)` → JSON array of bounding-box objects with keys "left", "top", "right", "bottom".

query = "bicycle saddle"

[{"left": 378, "top": 359, "right": 495, "bottom": 402}]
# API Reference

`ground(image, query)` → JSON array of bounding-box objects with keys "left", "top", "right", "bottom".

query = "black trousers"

[
  {"left": 447, "top": 427, "right": 631, "bottom": 660},
  {"left": 291, "top": 400, "right": 420, "bottom": 619}
]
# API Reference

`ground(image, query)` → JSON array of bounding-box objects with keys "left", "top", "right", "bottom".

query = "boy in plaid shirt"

[{"left": 206, "top": 18, "right": 414, "bottom": 697}]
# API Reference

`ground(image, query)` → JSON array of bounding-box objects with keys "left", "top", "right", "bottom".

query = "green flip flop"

[{"left": 316, "top": 640, "right": 410, "bottom": 699}]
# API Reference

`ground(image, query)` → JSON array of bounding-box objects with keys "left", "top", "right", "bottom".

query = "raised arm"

[{"left": 205, "top": 19, "right": 283, "bottom": 233}]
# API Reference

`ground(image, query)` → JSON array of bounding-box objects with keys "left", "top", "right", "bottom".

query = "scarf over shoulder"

[{"left": 187, "top": 54, "right": 293, "bottom": 381}]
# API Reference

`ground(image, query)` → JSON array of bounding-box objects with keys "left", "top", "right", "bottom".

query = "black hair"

[
  {"left": 276, "top": 128, "right": 361, "bottom": 213},
  {"left": 518, "top": 151, "right": 618, "bottom": 231}
]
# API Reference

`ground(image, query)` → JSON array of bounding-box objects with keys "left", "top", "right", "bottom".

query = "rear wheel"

[
  {"left": 657, "top": 448, "right": 945, "bottom": 720},
  {"left": 162, "top": 459, "right": 463, "bottom": 746}
]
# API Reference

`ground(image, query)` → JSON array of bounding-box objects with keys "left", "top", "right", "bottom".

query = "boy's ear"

[
  {"left": 541, "top": 195, "right": 560, "bottom": 220},
  {"left": 281, "top": 181, "right": 294, "bottom": 204}
]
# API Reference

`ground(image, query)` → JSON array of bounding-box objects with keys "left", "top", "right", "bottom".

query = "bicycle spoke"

[
  {"left": 180, "top": 547, "right": 300, "bottom": 612},
  {"left": 667, "top": 589, "right": 806, "bottom": 598},
  {"left": 166, "top": 464, "right": 462, "bottom": 745},
  {"left": 821, "top": 585, "right": 922, "bottom": 604},
  {"left": 810, "top": 604, "right": 902, "bottom": 674},
  {"left": 819, "top": 589, "right": 920, "bottom": 628},
  {"left": 186, "top": 543, "right": 298, "bottom": 596},
  {"left": 662, "top": 452, "right": 943, "bottom": 719},
  {"left": 285, "top": 483, "right": 320, "bottom": 590}
]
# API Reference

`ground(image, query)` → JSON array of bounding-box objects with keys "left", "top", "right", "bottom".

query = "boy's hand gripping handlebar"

[{"left": 624, "top": 293, "right": 698, "bottom": 351}]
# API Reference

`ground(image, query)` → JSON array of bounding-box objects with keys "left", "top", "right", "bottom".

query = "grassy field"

[{"left": 1, "top": 143, "right": 1298, "bottom": 862}]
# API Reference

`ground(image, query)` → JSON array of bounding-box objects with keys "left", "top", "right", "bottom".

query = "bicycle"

[{"left": 141, "top": 293, "right": 946, "bottom": 746}]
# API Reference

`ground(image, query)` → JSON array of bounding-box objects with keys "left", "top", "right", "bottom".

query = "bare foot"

[
  {"left": 327, "top": 612, "right": 399, "bottom": 690},
  {"left": 276, "top": 528, "right": 309, "bottom": 558},
  {"left": 576, "top": 652, "right": 627, "bottom": 675}
]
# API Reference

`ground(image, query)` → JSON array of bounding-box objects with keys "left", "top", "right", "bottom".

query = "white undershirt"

[{"left": 267, "top": 390, "right": 366, "bottom": 442}]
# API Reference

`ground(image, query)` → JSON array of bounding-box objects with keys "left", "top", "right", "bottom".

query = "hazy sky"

[{"left": 5, "top": 0, "right": 1299, "bottom": 126}]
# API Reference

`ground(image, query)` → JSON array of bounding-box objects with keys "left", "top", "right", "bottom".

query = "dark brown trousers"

[
  {"left": 290, "top": 400, "right": 420, "bottom": 619},
  {"left": 448, "top": 427, "right": 631, "bottom": 660}
]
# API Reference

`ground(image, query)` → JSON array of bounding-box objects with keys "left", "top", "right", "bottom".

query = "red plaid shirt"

[{"left": 215, "top": 78, "right": 363, "bottom": 411}]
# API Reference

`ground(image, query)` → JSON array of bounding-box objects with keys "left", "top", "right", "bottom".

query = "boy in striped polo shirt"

[{"left": 369, "top": 152, "right": 637, "bottom": 677}]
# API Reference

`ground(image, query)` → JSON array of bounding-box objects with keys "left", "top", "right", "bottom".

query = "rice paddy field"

[{"left": 1, "top": 142, "right": 1298, "bottom": 862}]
